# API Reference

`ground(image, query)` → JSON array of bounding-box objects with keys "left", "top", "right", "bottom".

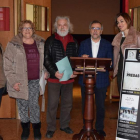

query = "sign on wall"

[{"left": 116, "top": 48, "right": 140, "bottom": 140}]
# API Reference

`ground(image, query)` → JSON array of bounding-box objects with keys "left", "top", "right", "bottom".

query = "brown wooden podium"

[{"left": 70, "top": 57, "right": 111, "bottom": 140}]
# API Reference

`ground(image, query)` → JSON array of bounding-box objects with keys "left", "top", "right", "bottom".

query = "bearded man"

[{"left": 44, "top": 16, "right": 78, "bottom": 138}]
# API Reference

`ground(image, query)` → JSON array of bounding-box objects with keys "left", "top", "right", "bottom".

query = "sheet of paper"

[
  {"left": 39, "top": 71, "right": 47, "bottom": 94},
  {"left": 56, "top": 56, "right": 73, "bottom": 81}
]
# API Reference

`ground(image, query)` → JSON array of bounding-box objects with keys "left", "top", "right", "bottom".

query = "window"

[{"left": 129, "top": 7, "right": 140, "bottom": 32}]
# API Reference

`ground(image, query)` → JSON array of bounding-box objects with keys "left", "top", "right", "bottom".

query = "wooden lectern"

[{"left": 70, "top": 57, "right": 111, "bottom": 140}]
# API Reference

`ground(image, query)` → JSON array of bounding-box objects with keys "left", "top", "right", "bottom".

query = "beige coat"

[
  {"left": 0, "top": 44, "right": 6, "bottom": 88},
  {"left": 4, "top": 33, "right": 46, "bottom": 100},
  {"left": 112, "top": 26, "right": 140, "bottom": 77}
]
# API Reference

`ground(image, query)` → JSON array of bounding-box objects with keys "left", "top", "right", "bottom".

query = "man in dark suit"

[{"left": 78, "top": 20, "right": 113, "bottom": 137}]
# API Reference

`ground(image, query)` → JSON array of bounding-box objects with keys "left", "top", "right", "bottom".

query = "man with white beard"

[{"left": 44, "top": 16, "right": 78, "bottom": 138}]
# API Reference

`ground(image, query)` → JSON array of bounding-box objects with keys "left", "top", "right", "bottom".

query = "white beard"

[{"left": 57, "top": 29, "right": 69, "bottom": 37}]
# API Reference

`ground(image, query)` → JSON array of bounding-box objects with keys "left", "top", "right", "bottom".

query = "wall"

[
  {"left": 129, "top": 0, "right": 140, "bottom": 9},
  {"left": 52, "top": 0, "right": 120, "bottom": 35},
  {"left": 0, "top": 0, "right": 14, "bottom": 49},
  {"left": 0, "top": 0, "right": 16, "bottom": 118}
]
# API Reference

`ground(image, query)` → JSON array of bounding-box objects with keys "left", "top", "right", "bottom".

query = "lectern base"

[{"left": 72, "top": 129, "right": 105, "bottom": 140}]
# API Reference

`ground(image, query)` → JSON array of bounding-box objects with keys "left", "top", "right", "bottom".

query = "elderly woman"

[
  {"left": 4, "top": 20, "right": 48, "bottom": 140},
  {"left": 112, "top": 13, "right": 140, "bottom": 93},
  {"left": 0, "top": 43, "right": 6, "bottom": 105},
  {"left": 0, "top": 44, "right": 6, "bottom": 140}
]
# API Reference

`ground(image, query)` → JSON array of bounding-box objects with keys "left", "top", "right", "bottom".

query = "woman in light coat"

[
  {"left": 4, "top": 20, "right": 49, "bottom": 140},
  {"left": 112, "top": 13, "right": 140, "bottom": 93}
]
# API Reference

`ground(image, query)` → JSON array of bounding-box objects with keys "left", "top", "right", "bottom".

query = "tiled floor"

[{"left": 0, "top": 80, "right": 119, "bottom": 140}]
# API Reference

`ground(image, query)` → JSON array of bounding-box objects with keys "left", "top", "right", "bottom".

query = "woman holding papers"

[
  {"left": 3, "top": 20, "right": 49, "bottom": 140},
  {"left": 112, "top": 13, "right": 140, "bottom": 93}
]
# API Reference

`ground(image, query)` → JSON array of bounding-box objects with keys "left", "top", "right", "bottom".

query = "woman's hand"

[{"left": 13, "top": 83, "right": 21, "bottom": 92}]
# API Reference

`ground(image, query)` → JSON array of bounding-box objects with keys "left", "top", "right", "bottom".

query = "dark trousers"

[
  {"left": 47, "top": 82, "right": 73, "bottom": 131},
  {"left": 117, "top": 74, "right": 122, "bottom": 94},
  {"left": 0, "top": 88, "right": 4, "bottom": 106},
  {"left": 81, "top": 86, "right": 107, "bottom": 131}
]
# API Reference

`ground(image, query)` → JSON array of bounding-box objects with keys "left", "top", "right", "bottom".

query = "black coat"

[{"left": 44, "top": 34, "right": 78, "bottom": 79}]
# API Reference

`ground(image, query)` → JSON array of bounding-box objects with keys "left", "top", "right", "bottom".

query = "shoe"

[
  {"left": 0, "top": 135, "right": 3, "bottom": 140},
  {"left": 45, "top": 131, "right": 55, "bottom": 138},
  {"left": 32, "top": 122, "right": 41, "bottom": 140},
  {"left": 96, "top": 130, "right": 106, "bottom": 136},
  {"left": 21, "top": 122, "right": 30, "bottom": 140},
  {"left": 60, "top": 127, "right": 73, "bottom": 134}
]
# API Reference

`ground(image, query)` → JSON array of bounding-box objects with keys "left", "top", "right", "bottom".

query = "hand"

[
  {"left": 82, "top": 54, "right": 89, "bottom": 58},
  {"left": 55, "top": 71, "right": 63, "bottom": 79},
  {"left": 110, "top": 61, "right": 112, "bottom": 67},
  {"left": 70, "top": 71, "right": 77, "bottom": 78},
  {"left": 13, "top": 83, "right": 21, "bottom": 92},
  {"left": 44, "top": 72, "right": 49, "bottom": 80}
]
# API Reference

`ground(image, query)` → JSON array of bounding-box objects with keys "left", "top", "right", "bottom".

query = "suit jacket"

[{"left": 78, "top": 37, "right": 113, "bottom": 88}]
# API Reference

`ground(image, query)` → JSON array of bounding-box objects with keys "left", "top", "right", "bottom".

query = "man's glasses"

[
  {"left": 22, "top": 27, "right": 32, "bottom": 31},
  {"left": 91, "top": 27, "right": 101, "bottom": 30}
]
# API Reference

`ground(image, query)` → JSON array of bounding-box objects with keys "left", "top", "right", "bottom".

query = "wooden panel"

[
  {"left": 129, "top": 0, "right": 140, "bottom": 9},
  {"left": 0, "top": 0, "right": 16, "bottom": 118},
  {"left": 24, "top": 0, "right": 51, "bottom": 6},
  {"left": 22, "top": 0, "right": 51, "bottom": 40},
  {"left": 0, "top": 0, "right": 14, "bottom": 49},
  {"left": 52, "top": 0, "right": 119, "bottom": 34},
  {"left": 0, "top": 96, "right": 16, "bottom": 118}
]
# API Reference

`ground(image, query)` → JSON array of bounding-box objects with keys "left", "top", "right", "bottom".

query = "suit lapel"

[
  {"left": 87, "top": 38, "right": 93, "bottom": 57},
  {"left": 97, "top": 38, "right": 103, "bottom": 58}
]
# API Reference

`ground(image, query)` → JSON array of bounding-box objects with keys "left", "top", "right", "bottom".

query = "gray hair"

[
  {"left": 89, "top": 20, "right": 103, "bottom": 30},
  {"left": 53, "top": 16, "right": 73, "bottom": 33}
]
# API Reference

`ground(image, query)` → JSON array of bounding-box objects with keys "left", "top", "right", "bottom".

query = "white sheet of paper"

[
  {"left": 123, "top": 62, "right": 140, "bottom": 91},
  {"left": 39, "top": 71, "right": 47, "bottom": 94}
]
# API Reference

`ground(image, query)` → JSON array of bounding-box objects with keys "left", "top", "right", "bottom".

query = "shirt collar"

[{"left": 91, "top": 37, "right": 101, "bottom": 44}]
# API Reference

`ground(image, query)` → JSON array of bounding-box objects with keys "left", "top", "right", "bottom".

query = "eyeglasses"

[
  {"left": 91, "top": 27, "right": 101, "bottom": 30},
  {"left": 22, "top": 27, "right": 32, "bottom": 31}
]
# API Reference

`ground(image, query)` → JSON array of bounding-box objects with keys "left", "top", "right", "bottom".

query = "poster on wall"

[{"left": 116, "top": 49, "right": 140, "bottom": 140}]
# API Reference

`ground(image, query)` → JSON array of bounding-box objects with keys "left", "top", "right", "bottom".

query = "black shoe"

[
  {"left": 96, "top": 130, "right": 106, "bottom": 136},
  {"left": 0, "top": 135, "right": 3, "bottom": 140},
  {"left": 32, "top": 122, "right": 41, "bottom": 140},
  {"left": 21, "top": 122, "right": 30, "bottom": 140},
  {"left": 60, "top": 127, "right": 73, "bottom": 134},
  {"left": 45, "top": 131, "right": 55, "bottom": 138}
]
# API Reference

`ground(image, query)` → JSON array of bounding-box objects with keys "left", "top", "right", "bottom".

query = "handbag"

[{"left": 2, "top": 84, "right": 8, "bottom": 96}]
